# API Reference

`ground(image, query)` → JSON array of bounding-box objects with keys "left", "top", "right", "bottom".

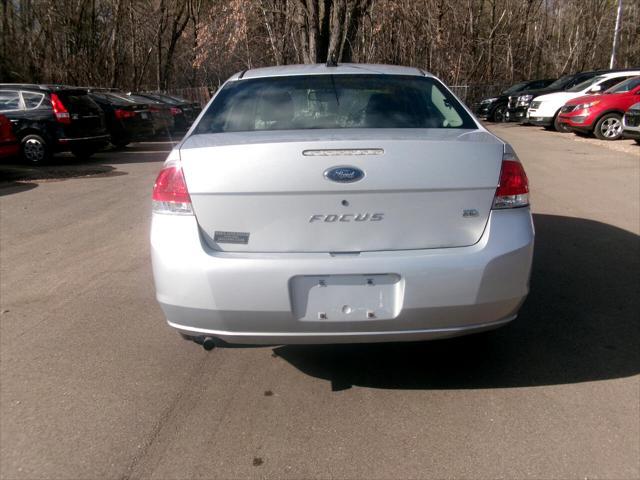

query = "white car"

[
  {"left": 150, "top": 64, "right": 534, "bottom": 349},
  {"left": 526, "top": 70, "right": 640, "bottom": 131}
]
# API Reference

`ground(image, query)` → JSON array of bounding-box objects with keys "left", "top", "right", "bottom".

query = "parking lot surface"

[{"left": 1, "top": 126, "right": 638, "bottom": 479}]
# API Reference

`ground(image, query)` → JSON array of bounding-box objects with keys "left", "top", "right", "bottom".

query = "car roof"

[
  {"left": 233, "top": 63, "right": 429, "bottom": 80},
  {"left": 0, "top": 83, "right": 89, "bottom": 93},
  {"left": 598, "top": 70, "right": 640, "bottom": 78}
]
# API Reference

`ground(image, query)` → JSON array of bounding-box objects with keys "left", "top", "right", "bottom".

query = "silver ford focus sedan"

[{"left": 151, "top": 64, "right": 534, "bottom": 347}]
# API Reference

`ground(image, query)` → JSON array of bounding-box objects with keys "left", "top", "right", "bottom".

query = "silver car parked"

[{"left": 151, "top": 64, "right": 534, "bottom": 348}]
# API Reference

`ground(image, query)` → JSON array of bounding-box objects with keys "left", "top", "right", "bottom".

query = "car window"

[
  {"left": 0, "top": 90, "right": 21, "bottom": 111},
  {"left": 196, "top": 74, "right": 476, "bottom": 133},
  {"left": 501, "top": 82, "right": 528, "bottom": 95},
  {"left": 605, "top": 76, "right": 640, "bottom": 93},
  {"left": 103, "top": 93, "right": 136, "bottom": 105},
  {"left": 547, "top": 75, "right": 574, "bottom": 89},
  {"left": 21, "top": 91, "right": 45, "bottom": 109},
  {"left": 146, "top": 94, "right": 179, "bottom": 105},
  {"left": 57, "top": 91, "right": 103, "bottom": 115},
  {"left": 565, "top": 74, "right": 596, "bottom": 89},
  {"left": 430, "top": 84, "right": 464, "bottom": 127},
  {"left": 530, "top": 80, "right": 553, "bottom": 89},
  {"left": 567, "top": 76, "right": 605, "bottom": 93},
  {"left": 109, "top": 93, "right": 137, "bottom": 103},
  {"left": 128, "top": 94, "right": 157, "bottom": 104}
]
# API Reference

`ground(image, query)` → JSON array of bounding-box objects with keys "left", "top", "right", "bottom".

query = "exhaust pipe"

[
  {"left": 201, "top": 337, "right": 216, "bottom": 351},
  {"left": 180, "top": 333, "right": 217, "bottom": 351}
]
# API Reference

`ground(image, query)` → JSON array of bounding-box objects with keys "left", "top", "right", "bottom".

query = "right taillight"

[
  {"left": 152, "top": 160, "right": 193, "bottom": 215},
  {"left": 169, "top": 107, "right": 181, "bottom": 116},
  {"left": 492, "top": 154, "right": 529, "bottom": 209}
]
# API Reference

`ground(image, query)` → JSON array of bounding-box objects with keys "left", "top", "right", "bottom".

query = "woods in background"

[{"left": 1, "top": 0, "right": 638, "bottom": 90}]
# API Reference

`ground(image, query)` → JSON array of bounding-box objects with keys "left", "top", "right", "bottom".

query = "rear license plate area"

[{"left": 290, "top": 274, "right": 403, "bottom": 321}]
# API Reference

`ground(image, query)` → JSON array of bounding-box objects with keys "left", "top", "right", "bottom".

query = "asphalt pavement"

[{"left": 1, "top": 126, "right": 638, "bottom": 479}]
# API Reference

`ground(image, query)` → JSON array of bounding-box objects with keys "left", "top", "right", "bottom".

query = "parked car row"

[
  {"left": 0, "top": 83, "right": 202, "bottom": 163},
  {"left": 476, "top": 68, "right": 640, "bottom": 143}
]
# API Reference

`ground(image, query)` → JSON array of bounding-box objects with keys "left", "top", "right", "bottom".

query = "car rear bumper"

[
  {"left": 151, "top": 208, "right": 535, "bottom": 345},
  {"left": 0, "top": 142, "right": 19, "bottom": 158}
]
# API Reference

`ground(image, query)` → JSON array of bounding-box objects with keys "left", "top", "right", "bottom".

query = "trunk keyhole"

[{"left": 341, "top": 200, "right": 349, "bottom": 207}]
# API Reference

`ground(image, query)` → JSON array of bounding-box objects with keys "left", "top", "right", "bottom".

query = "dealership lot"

[{"left": 1, "top": 125, "right": 638, "bottom": 479}]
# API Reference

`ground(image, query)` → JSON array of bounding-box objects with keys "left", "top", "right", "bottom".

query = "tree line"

[{"left": 1, "top": 0, "right": 638, "bottom": 91}]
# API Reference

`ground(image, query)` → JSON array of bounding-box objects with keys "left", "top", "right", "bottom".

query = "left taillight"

[
  {"left": 492, "top": 152, "right": 530, "bottom": 209},
  {"left": 114, "top": 108, "right": 136, "bottom": 120},
  {"left": 152, "top": 161, "right": 192, "bottom": 215},
  {"left": 50, "top": 93, "right": 71, "bottom": 124}
]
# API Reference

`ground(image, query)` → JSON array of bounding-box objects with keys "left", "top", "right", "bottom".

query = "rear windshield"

[
  {"left": 57, "top": 91, "right": 102, "bottom": 114},
  {"left": 195, "top": 74, "right": 476, "bottom": 134},
  {"left": 105, "top": 92, "right": 137, "bottom": 104},
  {"left": 90, "top": 92, "right": 134, "bottom": 106},
  {"left": 148, "top": 94, "right": 181, "bottom": 105},
  {"left": 129, "top": 94, "right": 160, "bottom": 104}
]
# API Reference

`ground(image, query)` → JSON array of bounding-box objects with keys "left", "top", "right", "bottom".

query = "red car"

[
  {"left": 558, "top": 76, "right": 640, "bottom": 140},
  {"left": 0, "top": 114, "right": 19, "bottom": 159}
]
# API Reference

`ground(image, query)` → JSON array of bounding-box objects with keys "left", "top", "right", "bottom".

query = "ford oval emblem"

[{"left": 324, "top": 166, "right": 365, "bottom": 183}]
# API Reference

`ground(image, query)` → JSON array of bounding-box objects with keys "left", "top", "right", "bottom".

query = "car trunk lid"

[{"left": 180, "top": 129, "right": 504, "bottom": 253}]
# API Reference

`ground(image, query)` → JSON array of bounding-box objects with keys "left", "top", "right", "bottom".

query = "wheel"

[
  {"left": 594, "top": 113, "right": 623, "bottom": 140},
  {"left": 553, "top": 113, "right": 570, "bottom": 133},
  {"left": 490, "top": 104, "right": 507, "bottom": 123},
  {"left": 635, "top": 139, "right": 640, "bottom": 145},
  {"left": 21, "top": 134, "right": 50, "bottom": 164}
]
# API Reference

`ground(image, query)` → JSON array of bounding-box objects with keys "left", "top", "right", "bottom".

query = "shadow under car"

[{"left": 274, "top": 213, "right": 640, "bottom": 391}]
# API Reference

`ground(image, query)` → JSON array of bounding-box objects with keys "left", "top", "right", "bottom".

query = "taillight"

[
  {"left": 50, "top": 93, "right": 71, "bottom": 124},
  {"left": 0, "top": 118, "right": 14, "bottom": 141},
  {"left": 114, "top": 109, "right": 136, "bottom": 120},
  {"left": 492, "top": 153, "right": 529, "bottom": 209},
  {"left": 152, "top": 160, "right": 192, "bottom": 215},
  {"left": 170, "top": 107, "right": 181, "bottom": 116}
]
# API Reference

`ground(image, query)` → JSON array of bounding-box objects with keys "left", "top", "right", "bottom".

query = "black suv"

[
  {"left": 475, "top": 78, "right": 555, "bottom": 122},
  {"left": 0, "top": 84, "right": 109, "bottom": 163}
]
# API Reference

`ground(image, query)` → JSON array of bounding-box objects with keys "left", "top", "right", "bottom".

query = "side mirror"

[{"left": 589, "top": 85, "right": 602, "bottom": 94}]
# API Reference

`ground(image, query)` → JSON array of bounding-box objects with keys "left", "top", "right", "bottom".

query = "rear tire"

[
  {"left": 21, "top": 134, "right": 50, "bottom": 164},
  {"left": 594, "top": 113, "right": 623, "bottom": 140},
  {"left": 635, "top": 139, "right": 640, "bottom": 145}
]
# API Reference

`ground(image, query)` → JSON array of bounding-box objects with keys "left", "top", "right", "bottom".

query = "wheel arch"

[
  {"left": 17, "top": 128, "right": 51, "bottom": 144},
  {"left": 594, "top": 109, "right": 625, "bottom": 124}
]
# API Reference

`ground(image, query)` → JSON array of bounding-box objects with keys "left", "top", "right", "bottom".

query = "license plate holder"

[{"left": 290, "top": 274, "right": 403, "bottom": 321}]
